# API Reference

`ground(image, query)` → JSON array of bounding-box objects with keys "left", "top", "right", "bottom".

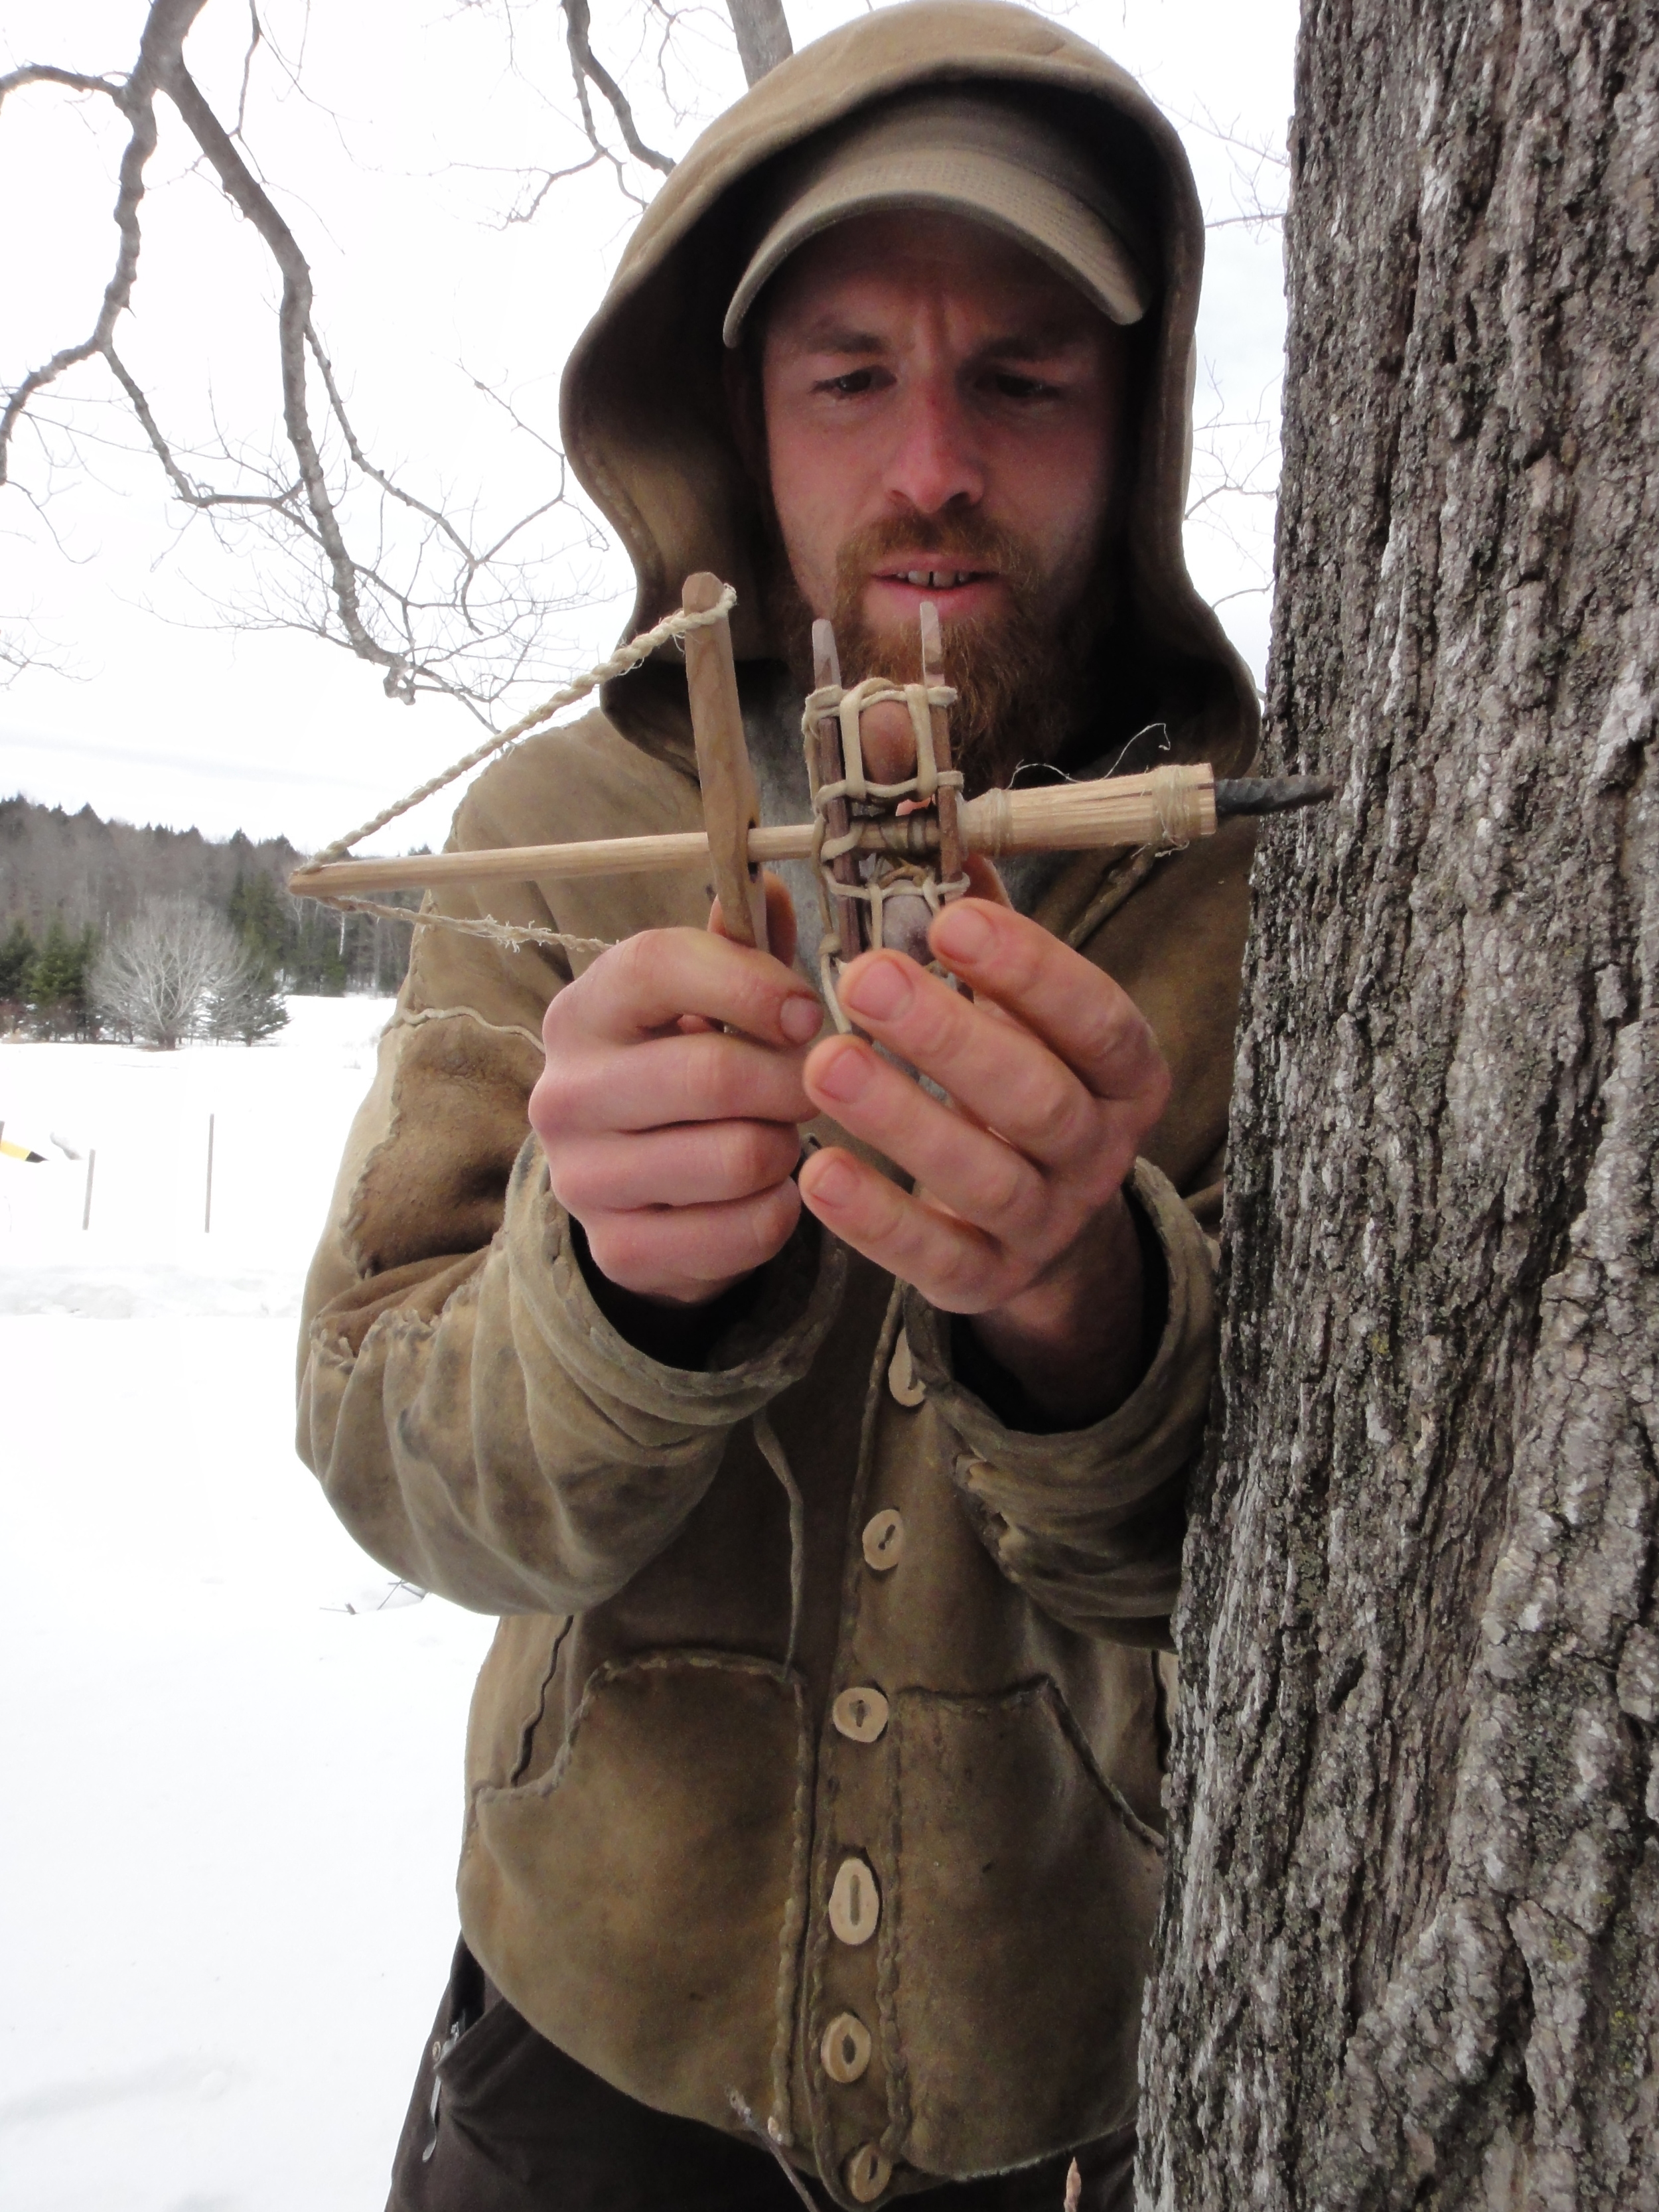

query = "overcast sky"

[{"left": 0, "top": 0, "right": 1298, "bottom": 855}]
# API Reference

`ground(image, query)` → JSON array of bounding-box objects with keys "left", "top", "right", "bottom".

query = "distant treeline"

[{"left": 0, "top": 794, "right": 419, "bottom": 1031}]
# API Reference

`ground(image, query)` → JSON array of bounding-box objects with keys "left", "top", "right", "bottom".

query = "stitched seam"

[
  {"left": 508, "top": 1616, "right": 575, "bottom": 1787},
  {"left": 876, "top": 1700, "right": 911, "bottom": 2161},
  {"left": 897, "top": 1677, "right": 1165, "bottom": 1855},
  {"left": 804, "top": 1282, "right": 905, "bottom": 2186},
  {"left": 802, "top": 1757, "right": 844, "bottom": 2189},
  {"left": 391, "top": 1002, "right": 546, "bottom": 1050},
  {"left": 472, "top": 1647, "right": 796, "bottom": 1807},
  {"left": 768, "top": 1674, "right": 815, "bottom": 2149}
]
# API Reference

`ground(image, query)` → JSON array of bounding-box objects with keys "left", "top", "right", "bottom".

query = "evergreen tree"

[
  {"left": 204, "top": 965, "right": 289, "bottom": 1045},
  {"left": 29, "top": 915, "right": 96, "bottom": 1013},
  {"left": 228, "top": 871, "right": 289, "bottom": 975},
  {"left": 0, "top": 919, "right": 36, "bottom": 999}
]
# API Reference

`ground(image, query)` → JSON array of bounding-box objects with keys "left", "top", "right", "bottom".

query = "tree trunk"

[
  {"left": 1139, "top": 2, "right": 1659, "bottom": 2205},
  {"left": 725, "top": 0, "right": 792, "bottom": 87}
]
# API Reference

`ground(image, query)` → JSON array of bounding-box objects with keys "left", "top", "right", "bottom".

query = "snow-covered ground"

[{"left": 1, "top": 1001, "right": 498, "bottom": 2211}]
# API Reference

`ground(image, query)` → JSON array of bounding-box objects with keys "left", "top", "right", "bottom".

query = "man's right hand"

[{"left": 530, "top": 889, "right": 822, "bottom": 1309}]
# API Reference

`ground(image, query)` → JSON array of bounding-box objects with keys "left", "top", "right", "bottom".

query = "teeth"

[{"left": 900, "top": 569, "right": 974, "bottom": 588}]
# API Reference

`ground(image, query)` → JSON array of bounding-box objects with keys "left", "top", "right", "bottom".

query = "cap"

[{"left": 722, "top": 90, "right": 1153, "bottom": 347}]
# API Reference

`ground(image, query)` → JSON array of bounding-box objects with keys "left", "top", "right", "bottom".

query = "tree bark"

[
  {"left": 726, "top": 0, "right": 792, "bottom": 88},
  {"left": 1139, "top": 3, "right": 1659, "bottom": 2205}
]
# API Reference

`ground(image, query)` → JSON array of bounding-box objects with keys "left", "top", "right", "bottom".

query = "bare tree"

[
  {"left": 92, "top": 892, "right": 273, "bottom": 1047},
  {"left": 1, "top": 0, "right": 595, "bottom": 717}
]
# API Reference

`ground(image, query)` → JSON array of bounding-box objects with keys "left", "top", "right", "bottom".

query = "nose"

[{"left": 882, "top": 370, "right": 984, "bottom": 517}]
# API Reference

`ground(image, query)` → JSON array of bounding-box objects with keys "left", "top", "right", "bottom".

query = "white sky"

[{"left": 0, "top": 0, "right": 1297, "bottom": 855}]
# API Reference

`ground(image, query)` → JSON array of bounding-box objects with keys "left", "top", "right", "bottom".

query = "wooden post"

[
  {"left": 811, "top": 619, "right": 864, "bottom": 962},
  {"left": 204, "top": 1112, "right": 215, "bottom": 1233},
  {"left": 82, "top": 1149, "right": 96, "bottom": 1232},
  {"left": 682, "top": 573, "right": 768, "bottom": 951}
]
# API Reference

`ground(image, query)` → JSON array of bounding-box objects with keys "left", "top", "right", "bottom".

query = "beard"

[{"left": 800, "top": 514, "right": 1100, "bottom": 794}]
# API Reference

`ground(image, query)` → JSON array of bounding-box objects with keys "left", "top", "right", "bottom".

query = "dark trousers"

[{"left": 388, "top": 1941, "right": 1135, "bottom": 2212}]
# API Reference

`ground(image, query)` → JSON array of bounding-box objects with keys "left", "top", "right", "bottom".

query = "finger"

[
  {"left": 798, "top": 1146, "right": 1006, "bottom": 1313},
  {"left": 533, "top": 1029, "right": 814, "bottom": 1140},
  {"left": 547, "top": 925, "right": 821, "bottom": 1051},
  {"left": 710, "top": 871, "right": 802, "bottom": 974},
  {"left": 548, "top": 1120, "right": 802, "bottom": 1213},
  {"left": 927, "top": 900, "right": 1169, "bottom": 1111},
  {"left": 829, "top": 948, "right": 1102, "bottom": 1173},
  {"left": 802, "top": 1033, "right": 1047, "bottom": 1245},
  {"left": 582, "top": 1181, "right": 802, "bottom": 1301},
  {"left": 858, "top": 698, "right": 916, "bottom": 786}
]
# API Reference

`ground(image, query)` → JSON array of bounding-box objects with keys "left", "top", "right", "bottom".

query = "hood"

[{"left": 559, "top": 0, "right": 1260, "bottom": 783}]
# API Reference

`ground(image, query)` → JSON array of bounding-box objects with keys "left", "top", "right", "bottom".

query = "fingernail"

[
  {"left": 814, "top": 1045, "right": 874, "bottom": 1103},
  {"left": 807, "top": 1154, "right": 856, "bottom": 1205},
  {"left": 780, "top": 995, "right": 822, "bottom": 1043},
  {"left": 933, "top": 903, "right": 992, "bottom": 960},
  {"left": 841, "top": 956, "right": 912, "bottom": 1021}
]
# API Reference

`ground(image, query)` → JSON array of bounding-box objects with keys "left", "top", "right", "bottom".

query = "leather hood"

[{"left": 559, "top": 0, "right": 1260, "bottom": 777}]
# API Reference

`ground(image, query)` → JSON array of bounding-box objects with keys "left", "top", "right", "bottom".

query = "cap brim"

[{"left": 723, "top": 142, "right": 1151, "bottom": 346}]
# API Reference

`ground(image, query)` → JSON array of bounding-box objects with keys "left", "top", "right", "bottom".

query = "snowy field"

[{"left": 1, "top": 1000, "right": 498, "bottom": 2212}]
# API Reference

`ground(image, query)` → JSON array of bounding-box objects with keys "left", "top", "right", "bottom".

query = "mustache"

[
  {"left": 832, "top": 513, "right": 1045, "bottom": 595},
  {"left": 827, "top": 516, "right": 1086, "bottom": 794}
]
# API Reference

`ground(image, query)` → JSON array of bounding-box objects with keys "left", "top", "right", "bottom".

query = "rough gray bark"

[
  {"left": 726, "top": 0, "right": 793, "bottom": 87},
  {"left": 1139, "top": 1, "right": 1659, "bottom": 2205}
]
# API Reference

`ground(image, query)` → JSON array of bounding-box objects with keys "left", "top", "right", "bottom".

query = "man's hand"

[
  {"left": 797, "top": 895, "right": 1171, "bottom": 1426},
  {"left": 530, "top": 884, "right": 821, "bottom": 1308}
]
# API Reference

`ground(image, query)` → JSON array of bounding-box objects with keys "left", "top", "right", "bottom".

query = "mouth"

[{"left": 874, "top": 565, "right": 998, "bottom": 592}]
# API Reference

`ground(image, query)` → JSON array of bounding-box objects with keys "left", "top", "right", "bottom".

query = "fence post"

[
  {"left": 82, "top": 1149, "right": 96, "bottom": 1231},
  {"left": 204, "top": 1112, "right": 216, "bottom": 1233}
]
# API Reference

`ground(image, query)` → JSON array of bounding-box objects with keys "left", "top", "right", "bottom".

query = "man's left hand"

[{"left": 798, "top": 893, "right": 1170, "bottom": 1428}]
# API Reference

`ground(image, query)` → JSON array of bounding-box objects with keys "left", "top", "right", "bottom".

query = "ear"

[{"left": 723, "top": 344, "right": 768, "bottom": 485}]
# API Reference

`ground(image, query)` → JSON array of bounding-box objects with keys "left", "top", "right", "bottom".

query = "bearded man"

[{"left": 298, "top": 6, "right": 1260, "bottom": 2208}]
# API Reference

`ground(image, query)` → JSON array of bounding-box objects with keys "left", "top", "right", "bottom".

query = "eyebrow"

[{"left": 789, "top": 319, "right": 1094, "bottom": 360}]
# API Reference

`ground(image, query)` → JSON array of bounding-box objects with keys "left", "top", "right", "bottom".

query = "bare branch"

[
  {"left": 0, "top": 0, "right": 210, "bottom": 489},
  {"left": 232, "top": 1, "right": 263, "bottom": 137},
  {"left": 561, "top": 0, "right": 674, "bottom": 175},
  {"left": 0, "top": 64, "right": 124, "bottom": 105},
  {"left": 3, "top": 0, "right": 588, "bottom": 719}
]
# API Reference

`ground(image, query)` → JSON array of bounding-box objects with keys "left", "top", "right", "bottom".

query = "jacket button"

[
  {"left": 887, "top": 1329, "right": 925, "bottom": 1406},
  {"left": 861, "top": 1509, "right": 904, "bottom": 1572},
  {"left": 828, "top": 1856, "right": 880, "bottom": 1945},
  {"left": 820, "top": 2010, "right": 873, "bottom": 2083},
  {"left": 832, "top": 1686, "right": 890, "bottom": 1744},
  {"left": 846, "top": 2142, "right": 894, "bottom": 2201}
]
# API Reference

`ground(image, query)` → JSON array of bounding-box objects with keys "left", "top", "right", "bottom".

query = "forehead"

[{"left": 758, "top": 208, "right": 1104, "bottom": 349}]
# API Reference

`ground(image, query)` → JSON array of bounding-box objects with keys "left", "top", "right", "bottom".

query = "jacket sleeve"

[
  {"left": 899, "top": 1159, "right": 1216, "bottom": 1647},
  {"left": 294, "top": 740, "right": 845, "bottom": 1617},
  {"left": 301, "top": 1124, "right": 844, "bottom": 1616}
]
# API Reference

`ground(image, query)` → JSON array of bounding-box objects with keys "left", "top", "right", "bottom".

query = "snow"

[{"left": 1, "top": 999, "right": 498, "bottom": 2211}]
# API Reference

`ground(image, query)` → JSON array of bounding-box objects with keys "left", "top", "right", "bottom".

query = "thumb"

[{"left": 709, "top": 870, "right": 800, "bottom": 969}]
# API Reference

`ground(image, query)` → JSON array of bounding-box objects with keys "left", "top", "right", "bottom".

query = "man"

[{"left": 298, "top": 5, "right": 1260, "bottom": 2207}]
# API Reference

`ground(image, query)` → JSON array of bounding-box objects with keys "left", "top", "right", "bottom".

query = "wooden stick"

[
  {"left": 811, "top": 618, "right": 863, "bottom": 962},
  {"left": 288, "top": 765, "right": 1223, "bottom": 898},
  {"left": 682, "top": 571, "right": 767, "bottom": 950},
  {"left": 918, "top": 601, "right": 966, "bottom": 884}
]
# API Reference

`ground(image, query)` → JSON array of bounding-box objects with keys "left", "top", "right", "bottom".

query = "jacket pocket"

[
  {"left": 460, "top": 1649, "right": 809, "bottom": 2141},
  {"left": 887, "top": 1679, "right": 1163, "bottom": 2177}
]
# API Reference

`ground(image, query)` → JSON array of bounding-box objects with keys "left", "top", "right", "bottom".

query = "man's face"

[{"left": 756, "top": 208, "right": 1126, "bottom": 774}]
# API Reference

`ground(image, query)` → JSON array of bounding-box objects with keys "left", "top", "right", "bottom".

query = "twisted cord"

[
  {"left": 309, "top": 585, "right": 738, "bottom": 865},
  {"left": 297, "top": 585, "right": 737, "bottom": 962},
  {"left": 800, "top": 676, "right": 966, "bottom": 1033},
  {"left": 319, "top": 893, "right": 612, "bottom": 960}
]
